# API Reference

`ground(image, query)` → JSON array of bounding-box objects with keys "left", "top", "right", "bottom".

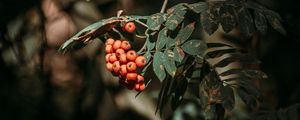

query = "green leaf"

[
  {"left": 59, "top": 17, "right": 120, "bottom": 53},
  {"left": 147, "top": 13, "right": 167, "bottom": 31},
  {"left": 153, "top": 52, "right": 166, "bottom": 81},
  {"left": 165, "top": 9, "right": 187, "bottom": 30},
  {"left": 235, "top": 6, "right": 255, "bottom": 38},
  {"left": 254, "top": 10, "right": 267, "bottom": 34},
  {"left": 201, "top": 8, "right": 220, "bottom": 35},
  {"left": 166, "top": 38, "right": 175, "bottom": 48},
  {"left": 221, "top": 86, "right": 235, "bottom": 111},
  {"left": 175, "top": 22, "right": 195, "bottom": 44},
  {"left": 143, "top": 50, "right": 152, "bottom": 62},
  {"left": 146, "top": 36, "right": 155, "bottom": 51},
  {"left": 219, "top": 4, "right": 236, "bottom": 33},
  {"left": 181, "top": 40, "right": 207, "bottom": 56},
  {"left": 186, "top": 2, "right": 208, "bottom": 13},
  {"left": 265, "top": 10, "right": 286, "bottom": 35},
  {"left": 173, "top": 47, "right": 185, "bottom": 62},
  {"left": 156, "top": 27, "right": 168, "bottom": 50},
  {"left": 162, "top": 50, "right": 177, "bottom": 77}
]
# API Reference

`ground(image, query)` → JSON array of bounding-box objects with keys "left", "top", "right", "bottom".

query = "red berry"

[
  {"left": 121, "top": 41, "right": 131, "bottom": 51},
  {"left": 126, "top": 62, "right": 137, "bottom": 72},
  {"left": 135, "top": 56, "right": 146, "bottom": 68},
  {"left": 124, "top": 22, "right": 136, "bottom": 33},
  {"left": 126, "top": 50, "right": 137, "bottom": 61}
]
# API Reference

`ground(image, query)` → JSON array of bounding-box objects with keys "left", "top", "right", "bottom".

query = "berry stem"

[{"left": 135, "top": 19, "right": 148, "bottom": 28}]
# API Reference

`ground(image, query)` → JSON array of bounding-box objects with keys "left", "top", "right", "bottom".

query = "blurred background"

[{"left": 0, "top": 0, "right": 299, "bottom": 120}]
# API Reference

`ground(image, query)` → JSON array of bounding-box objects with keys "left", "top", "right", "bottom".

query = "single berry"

[
  {"left": 106, "top": 38, "right": 115, "bottom": 45},
  {"left": 135, "top": 56, "right": 146, "bottom": 67},
  {"left": 121, "top": 41, "right": 131, "bottom": 51},
  {"left": 120, "top": 65, "right": 127, "bottom": 77},
  {"left": 135, "top": 84, "right": 140, "bottom": 91},
  {"left": 126, "top": 50, "right": 137, "bottom": 61},
  {"left": 113, "top": 40, "right": 122, "bottom": 50},
  {"left": 139, "top": 83, "right": 145, "bottom": 91},
  {"left": 137, "top": 74, "right": 144, "bottom": 83},
  {"left": 119, "top": 53, "right": 127, "bottom": 64},
  {"left": 126, "top": 62, "right": 137, "bottom": 72},
  {"left": 106, "top": 63, "right": 113, "bottom": 72},
  {"left": 116, "top": 48, "right": 125, "bottom": 58},
  {"left": 109, "top": 53, "right": 118, "bottom": 63},
  {"left": 126, "top": 73, "right": 137, "bottom": 82},
  {"left": 124, "top": 22, "right": 136, "bottom": 33},
  {"left": 105, "top": 44, "right": 113, "bottom": 53},
  {"left": 105, "top": 53, "right": 111, "bottom": 62},
  {"left": 113, "top": 61, "right": 120, "bottom": 73}
]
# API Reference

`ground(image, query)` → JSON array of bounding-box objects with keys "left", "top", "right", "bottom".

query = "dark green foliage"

[
  {"left": 58, "top": 0, "right": 286, "bottom": 119},
  {"left": 153, "top": 52, "right": 166, "bottom": 81}
]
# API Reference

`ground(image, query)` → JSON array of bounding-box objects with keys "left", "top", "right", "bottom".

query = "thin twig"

[
  {"left": 160, "top": 0, "right": 169, "bottom": 13},
  {"left": 135, "top": 19, "right": 148, "bottom": 28}
]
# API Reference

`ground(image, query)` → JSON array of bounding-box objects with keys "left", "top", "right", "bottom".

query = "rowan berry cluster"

[{"left": 105, "top": 22, "right": 147, "bottom": 91}]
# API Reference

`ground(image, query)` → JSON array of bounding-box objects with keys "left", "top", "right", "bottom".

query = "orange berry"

[
  {"left": 135, "top": 56, "right": 146, "bottom": 67},
  {"left": 106, "top": 63, "right": 113, "bottom": 72},
  {"left": 105, "top": 44, "right": 113, "bottom": 53},
  {"left": 135, "top": 84, "right": 140, "bottom": 91},
  {"left": 113, "top": 61, "right": 120, "bottom": 73},
  {"left": 126, "top": 62, "right": 137, "bottom": 72},
  {"left": 121, "top": 41, "right": 131, "bottom": 51},
  {"left": 106, "top": 38, "right": 115, "bottom": 45},
  {"left": 139, "top": 83, "right": 145, "bottom": 91},
  {"left": 113, "top": 40, "right": 122, "bottom": 50},
  {"left": 126, "top": 50, "right": 137, "bottom": 61},
  {"left": 105, "top": 53, "right": 111, "bottom": 62},
  {"left": 109, "top": 53, "right": 118, "bottom": 63},
  {"left": 126, "top": 73, "right": 137, "bottom": 82},
  {"left": 119, "top": 53, "right": 127, "bottom": 64},
  {"left": 116, "top": 48, "right": 125, "bottom": 58},
  {"left": 124, "top": 22, "right": 136, "bottom": 33},
  {"left": 137, "top": 74, "right": 144, "bottom": 83},
  {"left": 120, "top": 65, "right": 127, "bottom": 77}
]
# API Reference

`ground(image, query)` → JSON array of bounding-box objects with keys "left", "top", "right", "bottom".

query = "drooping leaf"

[
  {"left": 254, "top": 10, "right": 268, "bottom": 34},
  {"left": 235, "top": 6, "right": 255, "bottom": 38},
  {"left": 181, "top": 40, "right": 207, "bottom": 56},
  {"left": 201, "top": 8, "right": 220, "bottom": 35},
  {"left": 153, "top": 52, "right": 166, "bottom": 81},
  {"left": 264, "top": 10, "right": 286, "bottom": 35},
  {"left": 221, "top": 86, "right": 235, "bottom": 111},
  {"left": 175, "top": 22, "right": 195, "bottom": 44},
  {"left": 165, "top": 7, "right": 187, "bottom": 30},
  {"left": 236, "top": 86, "right": 259, "bottom": 110},
  {"left": 156, "top": 77, "right": 172, "bottom": 115},
  {"left": 186, "top": 2, "right": 208, "bottom": 14},
  {"left": 171, "top": 78, "right": 188, "bottom": 110},
  {"left": 147, "top": 13, "right": 167, "bottom": 31},
  {"left": 162, "top": 50, "right": 177, "bottom": 77},
  {"left": 173, "top": 47, "right": 185, "bottom": 62},
  {"left": 156, "top": 27, "right": 168, "bottom": 50},
  {"left": 219, "top": 4, "right": 236, "bottom": 33},
  {"left": 59, "top": 18, "right": 120, "bottom": 53}
]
